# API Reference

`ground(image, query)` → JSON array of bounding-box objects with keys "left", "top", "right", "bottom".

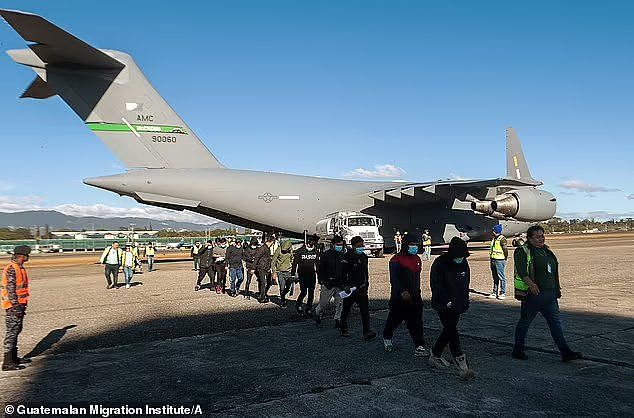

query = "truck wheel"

[{"left": 373, "top": 250, "right": 384, "bottom": 258}]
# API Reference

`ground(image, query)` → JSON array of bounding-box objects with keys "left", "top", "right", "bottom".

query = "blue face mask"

[
  {"left": 453, "top": 257, "right": 464, "bottom": 264},
  {"left": 334, "top": 245, "right": 344, "bottom": 252},
  {"left": 355, "top": 247, "right": 365, "bottom": 255},
  {"left": 407, "top": 245, "right": 418, "bottom": 255}
]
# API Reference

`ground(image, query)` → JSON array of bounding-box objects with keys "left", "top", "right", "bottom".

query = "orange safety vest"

[{"left": 1, "top": 262, "right": 29, "bottom": 310}]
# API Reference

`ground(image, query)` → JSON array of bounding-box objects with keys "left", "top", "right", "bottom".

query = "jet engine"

[{"left": 472, "top": 188, "right": 556, "bottom": 222}]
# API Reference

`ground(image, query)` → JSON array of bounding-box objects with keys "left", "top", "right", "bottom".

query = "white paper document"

[{"left": 339, "top": 287, "right": 357, "bottom": 299}]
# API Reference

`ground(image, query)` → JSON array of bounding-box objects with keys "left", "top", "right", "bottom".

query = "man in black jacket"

[
  {"left": 383, "top": 233, "right": 428, "bottom": 356},
  {"left": 429, "top": 237, "right": 474, "bottom": 379},
  {"left": 315, "top": 236, "right": 345, "bottom": 328},
  {"left": 253, "top": 234, "right": 274, "bottom": 303},
  {"left": 339, "top": 236, "right": 376, "bottom": 341},
  {"left": 226, "top": 239, "right": 244, "bottom": 297},
  {"left": 292, "top": 234, "right": 320, "bottom": 315},
  {"left": 242, "top": 237, "right": 259, "bottom": 299},
  {"left": 195, "top": 240, "right": 215, "bottom": 291}
]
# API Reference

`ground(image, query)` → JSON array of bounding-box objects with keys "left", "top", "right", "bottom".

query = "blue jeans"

[
  {"left": 490, "top": 259, "right": 506, "bottom": 294},
  {"left": 147, "top": 256, "right": 154, "bottom": 271},
  {"left": 123, "top": 266, "right": 134, "bottom": 285},
  {"left": 514, "top": 290, "right": 570, "bottom": 354},
  {"left": 229, "top": 267, "right": 244, "bottom": 293}
]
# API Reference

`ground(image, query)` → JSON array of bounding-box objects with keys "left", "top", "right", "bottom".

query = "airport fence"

[{"left": 0, "top": 235, "right": 270, "bottom": 254}]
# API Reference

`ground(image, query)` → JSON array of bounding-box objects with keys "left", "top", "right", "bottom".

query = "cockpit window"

[{"left": 347, "top": 217, "right": 375, "bottom": 227}]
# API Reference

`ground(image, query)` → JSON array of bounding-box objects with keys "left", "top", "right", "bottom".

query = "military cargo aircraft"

[{"left": 1, "top": 9, "right": 556, "bottom": 245}]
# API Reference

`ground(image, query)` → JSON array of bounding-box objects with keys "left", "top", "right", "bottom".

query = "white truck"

[{"left": 315, "top": 211, "right": 384, "bottom": 257}]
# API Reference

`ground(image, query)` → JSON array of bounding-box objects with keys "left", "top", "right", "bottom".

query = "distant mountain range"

[{"left": 0, "top": 210, "right": 235, "bottom": 231}]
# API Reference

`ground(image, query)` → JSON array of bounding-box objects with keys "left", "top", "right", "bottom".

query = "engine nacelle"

[
  {"left": 491, "top": 188, "right": 556, "bottom": 222},
  {"left": 470, "top": 200, "right": 494, "bottom": 215}
]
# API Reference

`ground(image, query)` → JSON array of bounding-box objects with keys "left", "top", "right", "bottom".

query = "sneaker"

[
  {"left": 429, "top": 355, "right": 451, "bottom": 368},
  {"left": 414, "top": 346, "right": 430, "bottom": 357},
  {"left": 215, "top": 286, "right": 222, "bottom": 295},
  {"left": 194, "top": 285, "right": 201, "bottom": 291},
  {"left": 125, "top": 284, "right": 130, "bottom": 289},
  {"left": 454, "top": 354, "right": 476, "bottom": 379},
  {"left": 383, "top": 339, "right": 394, "bottom": 352},
  {"left": 363, "top": 330, "right": 377, "bottom": 341},
  {"left": 486, "top": 292, "right": 497, "bottom": 299},
  {"left": 562, "top": 351, "right": 583, "bottom": 362},
  {"left": 498, "top": 293, "right": 506, "bottom": 300}
]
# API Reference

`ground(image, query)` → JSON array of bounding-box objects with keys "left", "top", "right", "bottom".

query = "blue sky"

[{"left": 0, "top": 0, "right": 632, "bottom": 222}]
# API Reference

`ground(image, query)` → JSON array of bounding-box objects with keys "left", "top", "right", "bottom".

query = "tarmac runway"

[{"left": 0, "top": 233, "right": 632, "bottom": 416}]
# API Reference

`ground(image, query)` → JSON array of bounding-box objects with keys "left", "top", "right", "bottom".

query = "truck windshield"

[{"left": 348, "top": 217, "right": 375, "bottom": 227}]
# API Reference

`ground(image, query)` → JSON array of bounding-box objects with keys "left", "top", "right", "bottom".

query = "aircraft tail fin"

[
  {"left": 505, "top": 127, "right": 540, "bottom": 185},
  {"left": 1, "top": 9, "right": 224, "bottom": 170}
]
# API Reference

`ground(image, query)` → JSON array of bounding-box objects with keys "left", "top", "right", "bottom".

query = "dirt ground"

[{"left": 0, "top": 233, "right": 632, "bottom": 416}]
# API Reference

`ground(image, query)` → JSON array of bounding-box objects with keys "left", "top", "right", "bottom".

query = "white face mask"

[{"left": 453, "top": 257, "right": 464, "bottom": 264}]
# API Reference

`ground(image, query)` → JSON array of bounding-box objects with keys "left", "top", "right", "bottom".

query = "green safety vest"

[
  {"left": 489, "top": 236, "right": 506, "bottom": 260},
  {"left": 514, "top": 245, "right": 532, "bottom": 300}
]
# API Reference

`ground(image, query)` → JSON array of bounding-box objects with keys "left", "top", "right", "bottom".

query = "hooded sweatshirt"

[{"left": 272, "top": 240, "right": 293, "bottom": 274}]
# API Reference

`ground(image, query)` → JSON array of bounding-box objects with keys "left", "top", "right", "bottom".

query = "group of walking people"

[
  {"left": 0, "top": 224, "right": 582, "bottom": 374},
  {"left": 99, "top": 242, "right": 155, "bottom": 289}
]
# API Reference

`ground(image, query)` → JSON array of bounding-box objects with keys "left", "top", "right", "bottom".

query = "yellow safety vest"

[
  {"left": 490, "top": 236, "right": 506, "bottom": 260},
  {"left": 145, "top": 246, "right": 155, "bottom": 256}
]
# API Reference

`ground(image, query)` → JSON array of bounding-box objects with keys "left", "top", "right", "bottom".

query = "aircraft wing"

[{"left": 368, "top": 178, "right": 538, "bottom": 205}]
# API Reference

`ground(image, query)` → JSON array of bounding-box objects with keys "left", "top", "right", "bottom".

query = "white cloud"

[
  {"left": 344, "top": 164, "right": 406, "bottom": 179},
  {"left": 0, "top": 195, "right": 44, "bottom": 212},
  {"left": 627, "top": 194, "right": 634, "bottom": 200},
  {"left": 448, "top": 173, "right": 471, "bottom": 181},
  {"left": 559, "top": 180, "right": 621, "bottom": 193},
  {"left": 0, "top": 195, "right": 219, "bottom": 225}
]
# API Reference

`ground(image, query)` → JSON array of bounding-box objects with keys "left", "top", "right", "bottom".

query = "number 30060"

[{"left": 151, "top": 135, "right": 177, "bottom": 143}]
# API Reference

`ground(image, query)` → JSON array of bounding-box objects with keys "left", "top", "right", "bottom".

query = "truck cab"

[{"left": 316, "top": 212, "right": 384, "bottom": 257}]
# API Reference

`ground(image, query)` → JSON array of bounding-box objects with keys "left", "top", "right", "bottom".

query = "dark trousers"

[
  {"left": 213, "top": 262, "right": 227, "bottom": 288},
  {"left": 514, "top": 289, "right": 570, "bottom": 354},
  {"left": 383, "top": 299, "right": 425, "bottom": 347},
  {"left": 296, "top": 276, "right": 316, "bottom": 312},
  {"left": 193, "top": 256, "right": 200, "bottom": 270},
  {"left": 147, "top": 255, "right": 154, "bottom": 271},
  {"left": 432, "top": 310, "right": 462, "bottom": 357},
  {"left": 340, "top": 290, "right": 371, "bottom": 333},
  {"left": 3, "top": 309, "right": 24, "bottom": 353},
  {"left": 197, "top": 266, "right": 214, "bottom": 286},
  {"left": 256, "top": 269, "right": 272, "bottom": 300},
  {"left": 104, "top": 264, "right": 119, "bottom": 286},
  {"left": 244, "top": 268, "right": 255, "bottom": 295}
]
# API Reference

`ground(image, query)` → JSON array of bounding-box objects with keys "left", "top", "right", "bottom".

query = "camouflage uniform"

[{"left": 3, "top": 265, "right": 25, "bottom": 354}]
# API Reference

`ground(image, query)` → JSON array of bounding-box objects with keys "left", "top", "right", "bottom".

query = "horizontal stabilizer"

[
  {"left": 21, "top": 76, "right": 55, "bottom": 99},
  {"left": 0, "top": 9, "right": 123, "bottom": 69}
]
